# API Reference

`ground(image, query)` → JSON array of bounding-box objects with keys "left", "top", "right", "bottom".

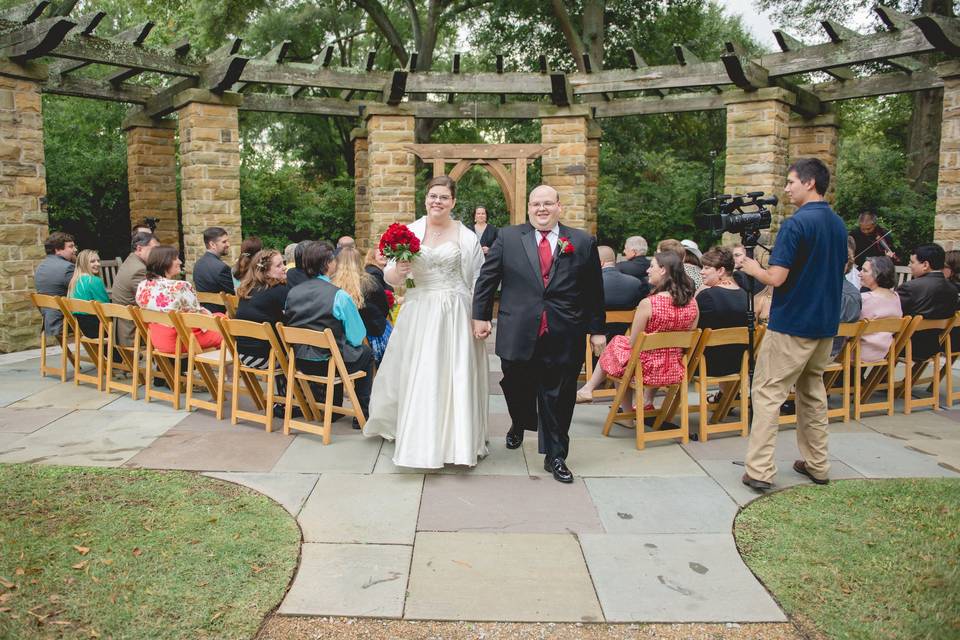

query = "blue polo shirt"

[{"left": 768, "top": 200, "right": 848, "bottom": 339}]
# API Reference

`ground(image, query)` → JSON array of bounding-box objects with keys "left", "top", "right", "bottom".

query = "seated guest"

[
  {"left": 834, "top": 240, "right": 864, "bottom": 357},
  {"left": 193, "top": 226, "right": 234, "bottom": 312},
  {"left": 696, "top": 247, "right": 749, "bottom": 376},
  {"left": 364, "top": 247, "right": 394, "bottom": 293},
  {"left": 35, "top": 231, "right": 77, "bottom": 338},
  {"left": 336, "top": 235, "right": 356, "bottom": 254},
  {"left": 599, "top": 245, "right": 648, "bottom": 339},
  {"left": 136, "top": 245, "right": 222, "bottom": 353},
  {"left": 897, "top": 243, "right": 958, "bottom": 360},
  {"left": 333, "top": 247, "right": 392, "bottom": 363},
  {"left": 284, "top": 241, "right": 373, "bottom": 429},
  {"left": 859, "top": 256, "right": 903, "bottom": 363},
  {"left": 236, "top": 249, "right": 291, "bottom": 417},
  {"left": 112, "top": 232, "right": 159, "bottom": 346},
  {"left": 944, "top": 249, "right": 960, "bottom": 297},
  {"left": 283, "top": 243, "right": 297, "bottom": 270},
  {"left": 577, "top": 251, "right": 698, "bottom": 411},
  {"left": 658, "top": 238, "right": 703, "bottom": 289},
  {"left": 617, "top": 235, "right": 650, "bottom": 282},
  {"left": 67, "top": 250, "right": 110, "bottom": 338},
  {"left": 731, "top": 244, "right": 751, "bottom": 291},
  {"left": 286, "top": 240, "right": 313, "bottom": 288},
  {"left": 232, "top": 236, "right": 263, "bottom": 288}
]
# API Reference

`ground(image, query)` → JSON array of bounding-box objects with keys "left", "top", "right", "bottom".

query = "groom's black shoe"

[
  {"left": 544, "top": 457, "right": 574, "bottom": 483},
  {"left": 505, "top": 427, "right": 524, "bottom": 450}
]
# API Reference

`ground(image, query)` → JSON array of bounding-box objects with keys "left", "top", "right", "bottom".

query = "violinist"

[{"left": 849, "top": 210, "right": 896, "bottom": 267}]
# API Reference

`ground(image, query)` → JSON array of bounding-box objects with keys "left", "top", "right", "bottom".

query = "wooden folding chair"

[
  {"left": 98, "top": 257, "right": 122, "bottom": 293},
  {"left": 132, "top": 307, "right": 185, "bottom": 409},
  {"left": 57, "top": 298, "right": 105, "bottom": 391},
  {"left": 93, "top": 302, "right": 142, "bottom": 400},
  {"left": 601, "top": 329, "right": 701, "bottom": 450},
  {"left": 221, "top": 293, "right": 239, "bottom": 319},
  {"left": 854, "top": 316, "right": 911, "bottom": 420},
  {"left": 30, "top": 293, "right": 70, "bottom": 381},
  {"left": 691, "top": 327, "right": 754, "bottom": 442},
  {"left": 777, "top": 321, "right": 866, "bottom": 426},
  {"left": 942, "top": 311, "right": 960, "bottom": 409},
  {"left": 176, "top": 311, "right": 229, "bottom": 419},
  {"left": 582, "top": 309, "right": 636, "bottom": 399},
  {"left": 219, "top": 318, "right": 316, "bottom": 431},
  {"left": 195, "top": 291, "right": 225, "bottom": 308},
  {"left": 276, "top": 325, "right": 367, "bottom": 444},
  {"left": 898, "top": 315, "right": 955, "bottom": 414}
]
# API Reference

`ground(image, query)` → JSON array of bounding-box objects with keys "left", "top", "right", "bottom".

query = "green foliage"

[
  {"left": 239, "top": 159, "right": 355, "bottom": 249},
  {"left": 42, "top": 96, "right": 131, "bottom": 259},
  {"left": 835, "top": 136, "right": 935, "bottom": 255},
  {"left": 737, "top": 478, "right": 960, "bottom": 640}
]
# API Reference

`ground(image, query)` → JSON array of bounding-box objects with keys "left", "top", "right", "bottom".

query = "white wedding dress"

[{"left": 363, "top": 236, "right": 489, "bottom": 468}]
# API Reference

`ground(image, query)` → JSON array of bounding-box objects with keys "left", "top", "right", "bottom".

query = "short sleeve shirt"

[{"left": 768, "top": 201, "right": 848, "bottom": 338}]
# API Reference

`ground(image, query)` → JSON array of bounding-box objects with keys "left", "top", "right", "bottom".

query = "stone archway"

[{"left": 405, "top": 144, "right": 554, "bottom": 225}]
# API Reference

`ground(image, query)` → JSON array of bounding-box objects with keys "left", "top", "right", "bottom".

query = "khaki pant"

[{"left": 745, "top": 329, "right": 832, "bottom": 483}]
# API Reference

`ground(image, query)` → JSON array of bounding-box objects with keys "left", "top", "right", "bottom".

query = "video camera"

[{"left": 695, "top": 192, "right": 777, "bottom": 246}]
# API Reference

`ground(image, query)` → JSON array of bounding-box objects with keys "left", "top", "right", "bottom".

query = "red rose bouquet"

[{"left": 378, "top": 223, "right": 421, "bottom": 288}]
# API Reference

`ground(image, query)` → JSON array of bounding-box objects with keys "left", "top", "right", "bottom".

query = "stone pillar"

[
  {"left": 541, "top": 106, "right": 592, "bottom": 230},
  {"left": 935, "top": 62, "right": 960, "bottom": 250},
  {"left": 175, "top": 90, "right": 242, "bottom": 278},
  {"left": 351, "top": 128, "right": 370, "bottom": 249},
  {"left": 585, "top": 121, "right": 602, "bottom": 236},
  {"left": 788, "top": 111, "right": 839, "bottom": 214},
  {"left": 0, "top": 60, "right": 48, "bottom": 352},
  {"left": 723, "top": 89, "right": 793, "bottom": 241},
  {"left": 364, "top": 108, "right": 415, "bottom": 245},
  {"left": 123, "top": 113, "right": 180, "bottom": 249}
]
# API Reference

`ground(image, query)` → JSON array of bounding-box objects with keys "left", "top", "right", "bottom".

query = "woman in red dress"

[{"left": 577, "top": 250, "right": 698, "bottom": 411}]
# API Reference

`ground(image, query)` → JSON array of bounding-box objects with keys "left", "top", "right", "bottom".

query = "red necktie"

[{"left": 538, "top": 230, "right": 553, "bottom": 336}]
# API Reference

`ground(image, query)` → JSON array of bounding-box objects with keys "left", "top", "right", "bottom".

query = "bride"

[{"left": 363, "top": 176, "right": 489, "bottom": 468}]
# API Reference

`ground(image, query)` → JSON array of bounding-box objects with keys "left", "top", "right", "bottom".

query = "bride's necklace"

[{"left": 428, "top": 222, "right": 451, "bottom": 240}]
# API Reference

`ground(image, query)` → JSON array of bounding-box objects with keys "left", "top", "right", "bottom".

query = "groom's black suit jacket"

[{"left": 473, "top": 223, "right": 605, "bottom": 365}]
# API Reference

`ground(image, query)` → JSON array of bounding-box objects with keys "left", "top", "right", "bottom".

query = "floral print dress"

[{"left": 135, "top": 277, "right": 221, "bottom": 351}]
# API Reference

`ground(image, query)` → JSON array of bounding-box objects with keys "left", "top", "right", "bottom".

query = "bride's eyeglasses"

[{"left": 427, "top": 194, "right": 452, "bottom": 202}]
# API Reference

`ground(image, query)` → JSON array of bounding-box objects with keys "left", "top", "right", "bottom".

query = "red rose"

[
  {"left": 558, "top": 237, "right": 575, "bottom": 254},
  {"left": 384, "top": 289, "right": 395, "bottom": 308}
]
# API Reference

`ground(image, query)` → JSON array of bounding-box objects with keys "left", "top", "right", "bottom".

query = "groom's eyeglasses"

[{"left": 529, "top": 201, "right": 558, "bottom": 210}]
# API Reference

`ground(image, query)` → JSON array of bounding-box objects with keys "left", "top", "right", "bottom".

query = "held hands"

[
  {"left": 740, "top": 256, "right": 763, "bottom": 278},
  {"left": 590, "top": 334, "right": 606, "bottom": 357},
  {"left": 395, "top": 260, "right": 413, "bottom": 277},
  {"left": 473, "top": 320, "right": 492, "bottom": 340}
]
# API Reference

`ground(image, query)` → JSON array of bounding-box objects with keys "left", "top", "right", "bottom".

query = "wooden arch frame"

[{"left": 405, "top": 144, "right": 554, "bottom": 225}]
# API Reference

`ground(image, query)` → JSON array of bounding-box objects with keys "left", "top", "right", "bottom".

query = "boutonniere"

[{"left": 558, "top": 237, "right": 575, "bottom": 255}]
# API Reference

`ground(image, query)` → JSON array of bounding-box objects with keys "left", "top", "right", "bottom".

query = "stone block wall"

[
  {"left": 936, "top": 73, "right": 960, "bottom": 250},
  {"left": 125, "top": 117, "right": 179, "bottom": 249},
  {"left": 585, "top": 122, "right": 601, "bottom": 236},
  {"left": 365, "top": 113, "right": 415, "bottom": 247},
  {"left": 352, "top": 129, "right": 370, "bottom": 249},
  {"left": 723, "top": 91, "right": 792, "bottom": 240},
  {"left": 788, "top": 113, "right": 839, "bottom": 218},
  {"left": 0, "top": 64, "right": 47, "bottom": 352},
  {"left": 541, "top": 115, "right": 589, "bottom": 229},
  {"left": 177, "top": 93, "right": 242, "bottom": 277}
]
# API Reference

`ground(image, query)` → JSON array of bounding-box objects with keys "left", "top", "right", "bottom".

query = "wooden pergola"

[{"left": 2, "top": 0, "right": 960, "bottom": 351}]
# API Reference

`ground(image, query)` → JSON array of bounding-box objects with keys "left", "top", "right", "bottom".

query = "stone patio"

[{"left": 0, "top": 348, "right": 957, "bottom": 623}]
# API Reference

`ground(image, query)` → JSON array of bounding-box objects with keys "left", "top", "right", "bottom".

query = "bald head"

[
  {"left": 527, "top": 184, "right": 562, "bottom": 231},
  {"left": 598, "top": 245, "right": 616, "bottom": 266}
]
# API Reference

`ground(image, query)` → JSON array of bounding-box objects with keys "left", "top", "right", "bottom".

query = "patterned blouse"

[{"left": 135, "top": 277, "right": 210, "bottom": 315}]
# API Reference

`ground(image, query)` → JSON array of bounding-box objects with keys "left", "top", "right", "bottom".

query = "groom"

[{"left": 473, "top": 185, "right": 606, "bottom": 483}]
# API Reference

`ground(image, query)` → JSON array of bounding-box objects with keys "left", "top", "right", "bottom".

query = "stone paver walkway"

[{"left": 0, "top": 348, "right": 957, "bottom": 623}]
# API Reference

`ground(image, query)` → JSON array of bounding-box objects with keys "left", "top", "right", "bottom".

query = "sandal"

[{"left": 576, "top": 390, "right": 593, "bottom": 403}]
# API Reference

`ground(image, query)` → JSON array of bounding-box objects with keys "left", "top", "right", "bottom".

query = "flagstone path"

[{"left": 0, "top": 348, "right": 957, "bottom": 624}]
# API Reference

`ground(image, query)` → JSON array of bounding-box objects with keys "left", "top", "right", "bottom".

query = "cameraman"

[{"left": 738, "top": 158, "right": 848, "bottom": 491}]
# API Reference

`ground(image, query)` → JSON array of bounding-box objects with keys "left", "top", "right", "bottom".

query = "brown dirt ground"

[{"left": 256, "top": 616, "right": 805, "bottom": 640}]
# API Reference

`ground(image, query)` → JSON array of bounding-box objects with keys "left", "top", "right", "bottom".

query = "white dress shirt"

[{"left": 532, "top": 224, "right": 560, "bottom": 255}]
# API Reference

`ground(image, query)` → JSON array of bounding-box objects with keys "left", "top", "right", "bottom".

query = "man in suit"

[
  {"left": 599, "top": 245, "right": 648, "bottom": 339},
  {"left": 112, "top": 232, "right": 159, "bottom": 346},
  {"left": 897, "top": 243, "right": 958, "bottom": 360},
  {"left": 616, "top": 235, "right": 650, "bottom": 282},
  {"left": 193, "top": 226, "right": 234, "bottom": 312},
  {"left": 473, "top": 185, "right": 605, "bottom": 483},
  {"left": 34, "top": 231, "right": 77, "bottom": 337},
  {"left": 468, "top": 206, "right": 499, "bottom": 256}
]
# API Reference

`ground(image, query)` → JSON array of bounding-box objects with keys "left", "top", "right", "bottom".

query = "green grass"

[
  {"left": 735, "top": 478, "right": 960, "bottom": 640},
  {"left": 0, "top": 464, "right": 300, "bottom": 639}
]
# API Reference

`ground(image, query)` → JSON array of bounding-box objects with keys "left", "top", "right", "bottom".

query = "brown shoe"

[
  {"left": 793, "top": 460, "right": 829, "bottom": 485},
  {"left": 741, "top": 473, "right": 772, "bottom": 492}
]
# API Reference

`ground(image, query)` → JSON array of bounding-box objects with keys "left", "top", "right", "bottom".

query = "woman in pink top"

[{"left": 859, "top": 256, "right": 902, "bottom": 362}]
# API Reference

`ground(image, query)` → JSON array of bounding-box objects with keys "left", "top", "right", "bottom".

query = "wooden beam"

[
  {"left": 202, "top": 55, "right": 249, "bottom": 93},
  {"left": 0, "top": 16, "right": 75, "bottom": 61},
  {"left": 405, "top": 72, "right": 554, "bottom": 94},
  {"left": 673, "top": 44, "right": 700, "bottom": 65},
  {"left": 446, "top": 52, "right": 460, "bottom": 103},
  {"left": 384, "top": 69, "right": 407, "bottom": 105},
  {"left": 205, "top": 37, "right": 242, "bottom": 61},
  {"left": 43, "top": 74, "right": 155, "bottom": 104},
  {"left": 0, "top": 1, "right": 49, "bottom": 23},
  {"left": 821, "top": 19, "right": 924, "bottom": 73},
  {"left": 405, "top": 144, "right": 555, "bottom": 160},
  {"left": 497, "top": 53, "right": 506, "bottom": 104},
  {"left": 806, "top": 68, "right": 943, "bottom": 102},
  {"left": 234, "top": 39, "right": 290, "bottom": 92},
  {"left": 108, "top": 38, "right": 190, "bottom": 86},
  {"left": 241, "top": 93, "right": 367, "bottom": 116},
  {"left": 550, "top": 72, "right": 572, "bottom": 106},
  {"left": 912, "top": 13, "right": 960, "bottom": 57},
  {"left": 722, "top": 43, "right": 770, "bottom": 90},
  {"left": 52, "top": 17, "right": 148, "bottom": 77},
  {"left": 773, "top": 29, "right": 855, "bottom": 81},
  {"left": 593, "top": 92, "right": 725, "bottom": 117},
  {"left": 570, "top": 61, "right": 728, "bottom": 94},
  {"left": 142, "top": 77, "right": 199, "bottom": 118},
  {"left": 875, "top": 4, "right": 912, "bottom": 31},
  {"left": 241, "top": 60, "right": 388, "bottom": 91},
  {"left": 48, "top": 0, "right": 78, "bottom": 17},
  {"left": 43, "top": 36, "right": 201, "bottom": 76}
]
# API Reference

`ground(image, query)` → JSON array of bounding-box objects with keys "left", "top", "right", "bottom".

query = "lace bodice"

[{"left": 410, "top": 242, "right": 468, "bottom": 293}]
